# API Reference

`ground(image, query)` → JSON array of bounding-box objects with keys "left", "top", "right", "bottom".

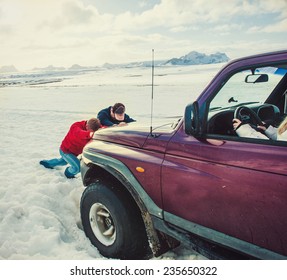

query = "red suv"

[{"left": 80, "top": 50, "right": 287, "bottom": 260}]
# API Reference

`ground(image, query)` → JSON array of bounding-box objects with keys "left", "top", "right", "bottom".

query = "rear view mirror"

[{"left": 245, "top": 73, "right": 268, "bottom": 83}]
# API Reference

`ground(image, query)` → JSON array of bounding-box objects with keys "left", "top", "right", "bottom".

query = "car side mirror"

[
  {"left": 184, "top": 102, "right": 199, "bottom": 135},
  {"left": 245, "top": 73, "right": 268, "bottom": 83}
]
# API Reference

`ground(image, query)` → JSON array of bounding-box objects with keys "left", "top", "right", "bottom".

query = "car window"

[
  {"left": 209, "top": 67, "right": 283, "bottom": 112},
  {"left": 207, "top": 66, "right": 287, "bottom": 140}
]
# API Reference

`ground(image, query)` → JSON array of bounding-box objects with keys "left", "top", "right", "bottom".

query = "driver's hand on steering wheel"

[
  {"left": 257, "top": 124, "right": 267, "bottom": 131},
  {"left": 233, "top": 118, "right": 267, "bottom": 132},
  {"left": 232, "top": 118, "right": 242, "bottom": 130}
]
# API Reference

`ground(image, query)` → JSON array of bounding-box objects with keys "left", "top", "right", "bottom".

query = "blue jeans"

[{"left": 43, "top": 148, "right": 80, "bottom": 177}]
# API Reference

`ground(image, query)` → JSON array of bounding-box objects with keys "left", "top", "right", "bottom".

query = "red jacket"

[{"left": 60, "top": 121, "right": 92, "bottom": 156}]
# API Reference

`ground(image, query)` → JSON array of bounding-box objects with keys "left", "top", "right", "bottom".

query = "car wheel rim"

[{"left": 89, "top": 203, "right": 116, "bottom": 246}]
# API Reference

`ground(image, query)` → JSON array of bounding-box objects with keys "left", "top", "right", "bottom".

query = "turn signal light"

[{"left": 136, "top": 167, "right": 145, "bottom": 173}]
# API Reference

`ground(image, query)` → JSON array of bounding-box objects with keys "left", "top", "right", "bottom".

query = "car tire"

[{"left": 80, "top": 182, "right": 150, "bottom": 259}]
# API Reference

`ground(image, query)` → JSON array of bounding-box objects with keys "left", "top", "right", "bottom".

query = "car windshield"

[{"left": 209, "top": 67, "right": 285, "bottom": 111}]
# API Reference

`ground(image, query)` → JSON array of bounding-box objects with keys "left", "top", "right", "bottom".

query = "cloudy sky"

[{"left": 0, "top": 0, "right": 286, "bottom": 70}]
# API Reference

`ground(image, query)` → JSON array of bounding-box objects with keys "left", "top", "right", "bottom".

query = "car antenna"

[{"left": 150, "top": 49, "right": 155, "bottom": 137}]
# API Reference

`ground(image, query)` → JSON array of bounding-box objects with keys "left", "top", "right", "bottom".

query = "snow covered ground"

[{"left": 0, "top": 64, "right": 221, "bottom": 260}]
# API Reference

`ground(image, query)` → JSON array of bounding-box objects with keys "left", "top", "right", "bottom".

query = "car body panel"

[
  {"left": 84, "top": 140, "right": 166, "bottom": 208},
  {"left": 162, "top": 126, "right": 287, "bottom": 256}
]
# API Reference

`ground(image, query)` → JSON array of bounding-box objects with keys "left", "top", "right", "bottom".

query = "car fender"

[{"left": 82, "top": 148, "right": 169, "bottom": 256}]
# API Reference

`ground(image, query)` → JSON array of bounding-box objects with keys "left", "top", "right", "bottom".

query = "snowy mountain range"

[
  {"left": 165, "top": 51, "right": 229, "bottom": 65},
  {"left": 104, "top": 51, "right": 229, "bottom": 68},
  {"left": 0, "top": 65, "right": 18, "bottom": 73},
  {"left": 0, "top": 51, "right": 229, "bottom": 73}
]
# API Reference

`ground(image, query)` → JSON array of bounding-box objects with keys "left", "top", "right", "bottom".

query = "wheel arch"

[{"left": 81, "top": 152, "right": 173, "bottom": 256}]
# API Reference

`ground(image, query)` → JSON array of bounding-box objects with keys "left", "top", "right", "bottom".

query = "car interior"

[{"left": 207, "top": 66, "right": 287, "bottom": 139}]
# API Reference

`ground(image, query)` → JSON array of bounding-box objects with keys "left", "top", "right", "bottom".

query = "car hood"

[{"left": 92, "top": 122, "right": 176, "bottom": 148}]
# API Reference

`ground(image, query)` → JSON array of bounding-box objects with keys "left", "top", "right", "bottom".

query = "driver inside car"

[{"left": 233, "top": 117, "right": 287, "bottom": 141}]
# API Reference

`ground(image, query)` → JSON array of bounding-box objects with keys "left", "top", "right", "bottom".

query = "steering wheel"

[{"left": 234, "top": 106, "right": 264, "bottom": 127}]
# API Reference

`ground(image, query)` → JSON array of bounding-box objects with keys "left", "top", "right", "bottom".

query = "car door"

[{"left": 161, "top": 125, "right": 287, "bottom": 257}]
